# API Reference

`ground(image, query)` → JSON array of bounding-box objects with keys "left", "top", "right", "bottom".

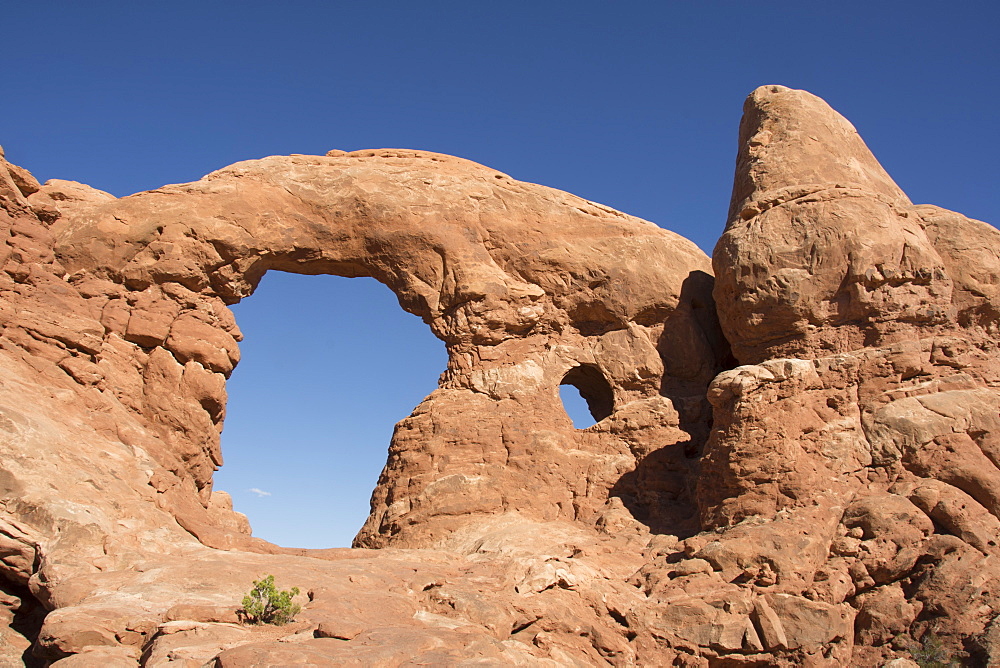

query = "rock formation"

[{"left": 0, "top": 85, "right": 997, "bottom": 666}]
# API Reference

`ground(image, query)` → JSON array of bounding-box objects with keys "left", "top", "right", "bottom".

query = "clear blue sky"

[{"left": 5, "top": 2, "right": 997, "bottom": 547}]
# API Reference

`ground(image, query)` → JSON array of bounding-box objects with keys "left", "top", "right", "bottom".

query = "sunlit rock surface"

[{"left": 0, "top": 86, "right": 997, "bottom": 665}]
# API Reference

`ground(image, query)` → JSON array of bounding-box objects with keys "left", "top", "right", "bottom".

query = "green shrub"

[
  {"left": 910, "top": 631, "right": 957, "bottom": 668},
  {"left": 239, "top": 574, "right": 301, "bottom": 625}
]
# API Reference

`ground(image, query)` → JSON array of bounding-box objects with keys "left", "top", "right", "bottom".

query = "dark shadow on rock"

[
  {"left": 610, "top": 270, "right": 737, "bottom": 537},
  {"left": 609, "top": 440, "right": 701, "bottom": 539},
  {"left": 659, "top": 270, "right": 736, "bottom": 401},
  {"left": 0, "top": 576, "right": 46, "bottom": 668}
]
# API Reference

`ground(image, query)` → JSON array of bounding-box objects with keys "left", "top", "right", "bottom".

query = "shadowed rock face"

[{"left": 0, "top": 86, "right": 998, "bottom": 666}]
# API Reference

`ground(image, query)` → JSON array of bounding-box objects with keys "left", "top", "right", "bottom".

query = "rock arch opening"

[
  {"left": 213, "top": 271, "right": 447, "bottom": 548},
  {"left": 559, "top": 364, "right": 614, "bottom": 428}
]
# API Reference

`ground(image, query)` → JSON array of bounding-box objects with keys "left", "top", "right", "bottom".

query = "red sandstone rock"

[
  {"left": 702, "top": 85, "right": 1000, "bottom": 665},
  {"left": 0, "top": 84, "right": 997, "bottom": 666}
]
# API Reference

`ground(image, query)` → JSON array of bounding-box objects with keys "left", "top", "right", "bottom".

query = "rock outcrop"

[
  {"left": 706, "top": 85, "right": 1000, "bottom": 666},
  {"left": 0, "top": 86, "right": 997, "bottom": 666}
]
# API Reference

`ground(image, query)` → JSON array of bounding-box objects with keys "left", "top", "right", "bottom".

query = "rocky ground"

[{"left": 0, "top": 86, "right": 997, "bottom": 666}]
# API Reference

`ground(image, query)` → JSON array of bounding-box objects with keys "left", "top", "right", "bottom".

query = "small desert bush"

[
  {"left": 238, "top": 574, "right": 301, "bottom": 625},
  {"left": 910, "top": 631, "right": 958, "bottom": 668}
]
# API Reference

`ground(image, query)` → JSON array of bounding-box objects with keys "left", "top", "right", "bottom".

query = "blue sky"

[{"left": 5, "top": 2, "right": 997, "bottom": 547}]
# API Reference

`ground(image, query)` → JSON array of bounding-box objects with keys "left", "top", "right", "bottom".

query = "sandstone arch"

[
  {"left": 0, "top": 145, "right": 727, "bottom": 663},
  {"left": 34, "top": 148, "right": 719, "bottom": 552},
  {"left": 2, "top": 87, "right": 1000, "bottom": 665}
]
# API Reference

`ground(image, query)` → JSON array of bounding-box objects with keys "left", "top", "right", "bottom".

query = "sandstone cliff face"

[{"left": 0, "top": 86, "right": 997, "bottom": 666}]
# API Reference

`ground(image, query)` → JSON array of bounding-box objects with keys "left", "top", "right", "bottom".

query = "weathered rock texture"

[
  {"left": 0, "top": 85, "right": 996, "bottom": 666},
  {"left": 706, "top": 85, "right": 1000, "bottom": 666}
]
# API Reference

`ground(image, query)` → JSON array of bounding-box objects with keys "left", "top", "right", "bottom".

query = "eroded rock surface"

[
  {"left": 0, "top": 85, "right": 997, "bottom": 666},
  {"left": 705, "top": 85, "right": 1000, "bottom": 666}
]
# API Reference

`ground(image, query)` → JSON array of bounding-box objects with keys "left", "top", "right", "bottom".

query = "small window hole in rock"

[
  {"left": 559, "top": 364, "right": 614, "bottom": 429},
  {"left": 213, "top": 272, "right": 447, "bottom": 549}
]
